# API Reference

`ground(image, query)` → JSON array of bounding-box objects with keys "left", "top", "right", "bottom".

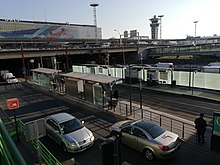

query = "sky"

[{"left": 1, "top": 0, "right": 220, "bottom": 39}]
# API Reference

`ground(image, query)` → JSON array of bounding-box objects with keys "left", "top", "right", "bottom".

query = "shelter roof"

[
  {"left": 31, "top": 68, "right": 62, "bottom": 74},
  {"left": 62, "top": 72, "right": 121, "bottom": 84}
]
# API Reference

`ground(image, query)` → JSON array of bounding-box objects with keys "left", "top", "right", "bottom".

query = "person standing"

[
  {"left": 194, "top": 113, "right": 207, "bottom": 144},
  {"left": 113, "top": 89, "right": 119, "bottom": 100}
]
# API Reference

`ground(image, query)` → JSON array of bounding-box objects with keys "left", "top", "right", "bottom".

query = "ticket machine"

[{"left": 210, "top": 111, "right": 220, "bottom": 152}]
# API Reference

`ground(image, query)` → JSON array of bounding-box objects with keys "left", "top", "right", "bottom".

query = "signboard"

[
  {"left": 93, "top": 84, "right": 102, "bottom": 106},
  {"left": 213, "top": 112, "right": 220, "bottom": 136},
  {"left": 7, "top": 98, "right": 19, "bottom": 110},
  {"left": 25, "top": 118, "right": 46, "bottom": 141}
]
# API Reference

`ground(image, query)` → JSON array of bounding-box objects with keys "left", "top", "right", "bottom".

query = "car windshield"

[
  {"left": 134, "top": 120, "right": 165, "bottom": 139},
  {"left": 60, "top": 118, "right": 84, "bottom": 134},
  {"left": 8, "top": 76, "right": 16, "bottom": 79},
  {"left": 122, "top": 121, "right": 134, "bottom": 127}
]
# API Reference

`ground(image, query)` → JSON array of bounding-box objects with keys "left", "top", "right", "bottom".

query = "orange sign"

[{"left": 7, "top": 98, "right": 19, "bottom": 110}]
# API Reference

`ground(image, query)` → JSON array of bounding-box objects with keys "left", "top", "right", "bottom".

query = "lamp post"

[
  {"left": 30, "top": 59, "right": 34, "bottom": 76},
  {"left": 129, "top": 65, "right": 132, "bottom": 115},
  {"left": 30, "top": 59, "right": 34, "bottom": 68},
  {"left": 114, "top": 29, "right": 122, "bottom": 45},
  {"left": 193, "top": 21, "right": 198, "bottom": 37},
  {"left": 158, "top": 15, "right": 164, "bottom": 40},
  {"left": 114, "top": 29, "right": 125, "bottom": 65}
]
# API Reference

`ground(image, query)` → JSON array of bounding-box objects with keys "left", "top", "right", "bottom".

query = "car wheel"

[
  {"left": 62, "top": 143, "right": 67, "bottom": 152},
  {"left": 144, "top": 149, "right": 155, "bottom": 161}
]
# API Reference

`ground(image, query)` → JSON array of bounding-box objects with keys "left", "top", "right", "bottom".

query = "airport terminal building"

[{"left": 0, "top": 18, "right": 102, "bottom": 39}]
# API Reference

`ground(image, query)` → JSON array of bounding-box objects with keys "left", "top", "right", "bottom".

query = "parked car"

[
  {"left": 45, "top": 112, "right": 94, "bottom": 153},
  {"left": 109, "top": 119, "right": 181, "bottom": 160},
  {"left": 6, "top": 76, "right": 19, "bottom": 84}
]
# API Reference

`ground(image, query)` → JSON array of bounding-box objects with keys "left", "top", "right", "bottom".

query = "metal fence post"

[
  {"left": 171, "top": 119, "right": 173, "bottom": 132},
  {"left": 182, "top": 123, "right": 185, "bottom": 139},
  {"left": 133, "top": 107, "right": 135, "bottom": 118},
  {"left": 159, "top": 115, "right": 161, "bottom": 126}
]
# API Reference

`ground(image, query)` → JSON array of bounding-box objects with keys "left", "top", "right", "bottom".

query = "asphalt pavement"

[{"left": 5, "top": 81, "right": 220, "bottom": 164}]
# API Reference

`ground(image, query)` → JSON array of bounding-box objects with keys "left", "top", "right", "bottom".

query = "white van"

[
  {"left": 3, "top": 73, "right": 13, "bottom": 80},
  {"left": 6, "top": 76, "right": 19, "bottom": 84}
]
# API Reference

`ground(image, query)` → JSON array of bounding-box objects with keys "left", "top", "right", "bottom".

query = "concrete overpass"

[{"left": 0, "top": 47, "right": 137, "bottom": 60}]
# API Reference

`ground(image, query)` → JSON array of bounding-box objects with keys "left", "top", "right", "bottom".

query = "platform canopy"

[
  {"left": 61, "top": 72, "right": 122, "bottom": 85},
  {"left": 31, "top": 68, "right": 62, "bottom": 74}
]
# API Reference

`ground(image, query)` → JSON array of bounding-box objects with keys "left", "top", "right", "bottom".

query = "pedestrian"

[
  {"left": 60, "top": 78, "right": 65, "bottom": 93},
  {"left": 194, "top": 113, "right": 207, "bottom": 144},
  {"left": 113, "top": 89, "right": 119, "bottom": 100}
]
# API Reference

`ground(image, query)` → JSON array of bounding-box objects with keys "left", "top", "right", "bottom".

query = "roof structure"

[
  {"left": 62, "top": 72, "right": 121, "bottom": 84},
  {"left": 31, "top": 68, "right": 62, "bottom": 74}
]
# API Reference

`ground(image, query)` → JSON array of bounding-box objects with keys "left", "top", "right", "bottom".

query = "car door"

[
  {"left": 121, "top": 126, "right": 138, "bottom": 150},
  {"left": 133, "top": 127, "right": 151, "bottom": 152},
  {"left": 45, "top": 119, "right": 63, "bottom": 144}
]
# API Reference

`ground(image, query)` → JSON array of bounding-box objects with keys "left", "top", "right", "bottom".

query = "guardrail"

[
  {"left": 117, "top": 101, "right": 212, "bottom": 146},
  {"left": 0, "top": 119, "right": 27, "bottom": 165},
  {"left": 17, "top": 120, "right": 62, "bottom": 165}
]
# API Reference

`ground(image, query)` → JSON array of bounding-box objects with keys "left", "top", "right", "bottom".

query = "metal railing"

[
  {"left": 17, "top": 120, "right": 62, "bottom": 165},
  {"left": 117, "top": 101, "right": 211, "bottom": 146},
  {"left": 0, "top": 119, "right": 27, "bottom": 165}
]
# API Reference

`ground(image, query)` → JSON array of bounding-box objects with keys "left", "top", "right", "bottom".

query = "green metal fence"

[
  {"left": 17, "top": 120, "right": 62, "bottom": 165},
  {"left": 0, "top": 119, "right": 62, "bottom": 165},
  {"left": 0, "top": 119, "right": 27, "bottom": 165}
]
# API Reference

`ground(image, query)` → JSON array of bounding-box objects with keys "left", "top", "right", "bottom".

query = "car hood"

[
  {"left": 154, "top": 131, "right": 179, "bottom": 146},
  {"left": 110, "top": 120, "right": 131, "bottom": 132},
  {"left": 7, "top": 78, "right": 18, "bottom": 83},
  {"left": 63, "top": 127, "right": 93, "bottom": 143}
]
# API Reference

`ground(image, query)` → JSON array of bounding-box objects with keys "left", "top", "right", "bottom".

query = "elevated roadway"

[{"left": 0, "top": 47, "right": 137, "bottom": 60}]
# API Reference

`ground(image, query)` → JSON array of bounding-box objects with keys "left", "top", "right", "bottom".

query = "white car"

[
  {"left": 45, "top": 112, "right": 94, "bottom": 153},
  {"left": 110, "top": 119, "right": 181, "bottom": 160},
  {"left": 6, "top": 76, "right": 19, "bottom": 84}
]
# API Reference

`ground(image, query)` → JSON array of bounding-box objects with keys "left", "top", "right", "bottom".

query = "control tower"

[{"left": 149, "top": 15, "right": 159, "bottom": 39}]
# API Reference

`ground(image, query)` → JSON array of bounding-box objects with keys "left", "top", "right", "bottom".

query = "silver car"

[
  {"left": 45, "top": 112, "right": 94, "bottom": 153},
  {"left": 109, "top": 119, "right": 181, "bottom": 160}
]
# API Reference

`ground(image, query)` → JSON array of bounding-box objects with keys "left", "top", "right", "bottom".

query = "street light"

[
  {"left": 114, "top": 29, "right": 125, "bottom": 65},
  {"left": 114, "top": 29, "right": 122, "bottom": 45},
  {"left": 193, "top": 21, "right": 198, "bottom": 37},
  {"left": 30, "top": 59, "right": 34, "bottom": 68},
  {"left": 158, "top": 15, "right": 164, "bottom": 40}
]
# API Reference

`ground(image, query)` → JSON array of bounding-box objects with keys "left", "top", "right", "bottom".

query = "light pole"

[
  {"left": 158, "top": 15, "right": 164, "bottom": 40},
  {"left": 30, "top": 59, "right": 34, "bottom": 69},
  {"left": 114, "top": 29, "right": 125, "bottom": 65},
  {"left": 129, "top": 65, "right": 132, "bottom": 115},
  {"left": 114, "top": 29, "right": 122, "bottom": 45},
  {"left": 193, "top": 21, "right": 198, "bottom": 37}
]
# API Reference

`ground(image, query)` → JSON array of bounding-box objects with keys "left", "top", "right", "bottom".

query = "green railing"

[
  {"left": 0, "top": 119, "right": 27, "bottom": 165},
  {"left": 17, "top": 120, "right": 62, "bottom": 165}
]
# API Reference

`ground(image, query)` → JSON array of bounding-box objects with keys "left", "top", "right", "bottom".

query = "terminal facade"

[{"left": 0, "top": 18, "right": 102, "bottom": 40}]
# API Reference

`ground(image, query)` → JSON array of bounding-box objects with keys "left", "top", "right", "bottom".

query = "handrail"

[
  {"left": 17, "top": 120, "right": 62, "bottom": 165},
  {"left": 0, "top": 119, "right": 27, "bottom": 165}
]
